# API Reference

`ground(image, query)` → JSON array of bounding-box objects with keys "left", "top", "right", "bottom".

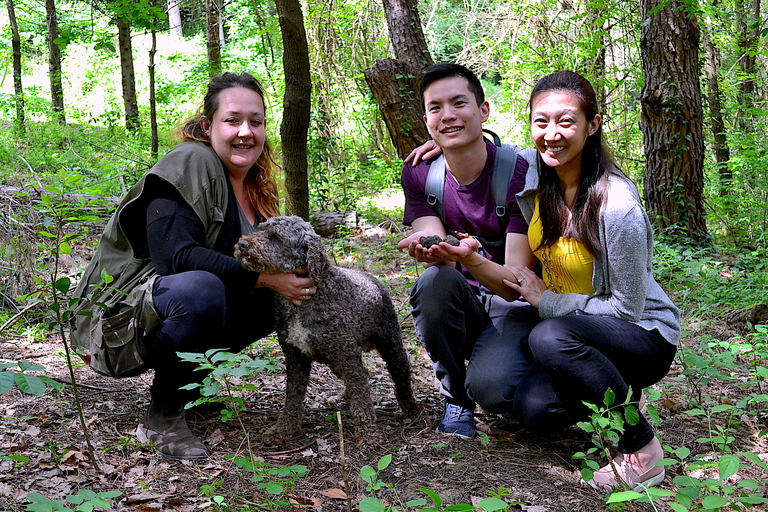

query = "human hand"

[
  {"left": 258, "top": 269, "right": 316, "bottom": 306},
  {"left": 427, "top": 236, "right": 479, "bottom": 262},
  {"left": 398, "top": 231, "right": 447, "bottom": 266},
  {"left": 502, "top": 266, "right": 547, "bottom": 308},
  {"left": 404, "top": 140, "right": 442, "bottom": 165}
]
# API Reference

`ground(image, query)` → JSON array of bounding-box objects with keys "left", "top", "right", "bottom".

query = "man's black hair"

[{"left": 420, "top": 63, "right": 485, "bottom": 112}]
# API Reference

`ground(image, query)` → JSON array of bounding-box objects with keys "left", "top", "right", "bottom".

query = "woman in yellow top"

[{"left": 416, "top": 70, "right": 680, "bottom": 492}]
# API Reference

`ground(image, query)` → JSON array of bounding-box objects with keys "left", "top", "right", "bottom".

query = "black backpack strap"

[{"left": 424, "top": 154, "right": 446, "bottom": 223}]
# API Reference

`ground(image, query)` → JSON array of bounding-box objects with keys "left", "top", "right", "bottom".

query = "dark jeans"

[
  {"left": 410, "top": 265, "right": 528, "bottom": 410},
  {"left": 513, "top": 314, "right": 677, "bottom": 453},
  {"left": 145, "top": 270, "right": 275, "bottom": 407}
]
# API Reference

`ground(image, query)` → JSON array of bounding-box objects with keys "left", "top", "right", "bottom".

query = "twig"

[
  {"left": 262, "top": 437, "right": 319, "bottom": 456},
  {"left": 337, "top": 412, "right": 353, "bottom": 512},
  {"left": 0, "top": 301, "right": 38, "bottom": 334}
]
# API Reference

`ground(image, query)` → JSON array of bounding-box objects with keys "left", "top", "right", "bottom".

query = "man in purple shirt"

[{"left": 398, "top": 64, "right": 536, "bottom": 439}]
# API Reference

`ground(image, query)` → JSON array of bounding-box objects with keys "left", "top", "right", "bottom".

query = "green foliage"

[
  {"left": 0, "top": 361, "right": 61, "bottom": 396},
  {"left": 25, "top": 490, "right": 122, "bottom": 512},
  {"left": 575, "top": 310, "right": 768, "bottom": 509},
  {"left": 178, "top": 347, "right": 279, "bottom": 422},
  {"left": 359, "top": 455, "right": 524, "bottom": 512}
]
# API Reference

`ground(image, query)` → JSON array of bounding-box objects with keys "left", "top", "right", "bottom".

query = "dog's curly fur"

[{"left": 234, "top": 215, "right": 418, "bottom": 443}]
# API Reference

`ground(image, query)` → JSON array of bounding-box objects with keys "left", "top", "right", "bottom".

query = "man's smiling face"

[{"left": 423, "top": 76, "right": 489, "bottom": 152}]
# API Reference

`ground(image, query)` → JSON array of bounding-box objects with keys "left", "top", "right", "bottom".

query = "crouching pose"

[
  {"left": 411, "top": 70, "right": 680, "bottom": 492},
  {"left": 70, "top": 72, "right": 315, "bottom": 460}
]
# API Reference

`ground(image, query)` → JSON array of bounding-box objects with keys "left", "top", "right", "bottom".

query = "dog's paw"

[
  {"left": 261, "top": 424, "right": 295, "bottom": 446},
  {"left": 401, "top": 400, "right": 422, "bottom": 419}
]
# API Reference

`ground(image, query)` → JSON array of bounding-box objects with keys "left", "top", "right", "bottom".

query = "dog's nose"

[{"left": 237, "top": 239, "right": 252, "bottom": 251}]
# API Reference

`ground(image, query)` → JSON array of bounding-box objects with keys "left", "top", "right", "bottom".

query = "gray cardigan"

[{"left": 515, "top": 156, "right": 681, "bottom": 346}]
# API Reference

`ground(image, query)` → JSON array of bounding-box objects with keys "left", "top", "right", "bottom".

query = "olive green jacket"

[{"left": 70, "top": 142, "right": 229, "bottom": 377}]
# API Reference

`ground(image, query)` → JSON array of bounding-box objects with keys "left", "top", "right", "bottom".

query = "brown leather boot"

[{"left": 136, "top": 400, "right": 210, "bottom": 460}]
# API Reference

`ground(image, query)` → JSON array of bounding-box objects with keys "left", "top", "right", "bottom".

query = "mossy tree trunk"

[
  {"left": 117, "top": 16, "right": 140, "bottom": 132},
  {"left": 640, "top": 0, "right": 708, "bottom": 244},
  {"left": 364, "top": 0, "right": 433, "bottom": 159},
  {"left": 206, "top": 0, "right": 222, "bottom": 76}
]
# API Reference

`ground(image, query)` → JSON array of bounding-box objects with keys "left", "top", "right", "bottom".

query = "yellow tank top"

[{"left": 528, "top": 197, "right": 595, "bottom": 294}]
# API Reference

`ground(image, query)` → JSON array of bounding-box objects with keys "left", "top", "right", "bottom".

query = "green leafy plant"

[
  {"left": 25, "top": 490, "right": 122, "bottom": 512},
  {"left": 0, "top": 361, "right": 61, "bottom": 395},
  {"left": 359, "top": 454, "right": 523, "bottom": 512},
  {"left": 178, "top": 348, "right": 279, "bottom": 423},
  {"left": 226, "top": 456, "right": 308, "bottom": 509}
]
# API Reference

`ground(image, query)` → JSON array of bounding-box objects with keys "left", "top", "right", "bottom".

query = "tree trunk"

[
  {"left": 702, "top": 16, "right": 730, "bottom": 195},
  {"left": 44, "top": 0, "right": 65, "bottom": 124},
  {"left": 117, "top": 17, "right": 140, "bottom": 132},
  {"left": 6, "top": 0, "right": 25, "bottom": 133},
  {"left": 365, "top": 0, "right": 433, "bottom": 159},
  {"left": 275, "top": 0, "right": 311, "bottom": 219},
  {"left": 639, "top": 0, "right": 708, "bottom": 244},
  {"left": 149, "top": 16, "right": 159, "bottom": 159},
  {"left": 206, "top": 0, "right": 223, "bottom": 76},
  {"left": 364, "top": 59, "right": 430, "bottom": 159},
  {"left": 735, "top": 0, "right": 760, "bottom": 121},
  {"left": 168, "top": 0, "right": 183, "bottom": 38},
  {"left": 383, "top": 0, "right": 433, "bottom": 71},
  {"left": 584, "top": 6, "right": 607, "bottom": 114}
]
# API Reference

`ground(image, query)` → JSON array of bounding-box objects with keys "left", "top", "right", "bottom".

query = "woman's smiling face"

[
  {"left": 202, "top": 87, "right": 266, "bottom": 177},
  {"left": 530, "top": 91, "right": 600, "bottom": 176}
]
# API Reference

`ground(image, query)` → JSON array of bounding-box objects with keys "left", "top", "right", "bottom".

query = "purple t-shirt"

[{"left": 401, "top": 138, "right": 528, "bottom": 269}]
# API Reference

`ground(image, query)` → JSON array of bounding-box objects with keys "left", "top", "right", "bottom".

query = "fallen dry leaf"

[
  {"left": 288, "top": 494, "right": 323, "bottom": 507},
  {"left": 320, "top": 488, "right": 347, "bottom": 499}
]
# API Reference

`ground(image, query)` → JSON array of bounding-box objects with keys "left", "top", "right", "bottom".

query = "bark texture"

[
  {"left": 44, "top": 0, "right": 65, "bottom": 123},
  {"left": 275, "top": 0, "right": 311, "bottom": 219},
  {"left": 206, "top": 0, "right": 222, "bottom": 76},
  {"left": 149, "top": 22, "right": 159, "bottom": 159},
  {"left": 117, "top": 17, "right": 140, "bottom": 131},
  {"left": 735, "top": 0, "right": 761, "bottom": 120},
  {"left": 364, "top": 0, "right": 433, "bottom": 159},
  {"left": 6, "top": 0, "right": 24, "bottom": 130},
  {"left": 364, "top": 59, "right": 430, "bottom": 159},
  {"left": 640, "top": 0, "right": 708, "bottom": 243}
]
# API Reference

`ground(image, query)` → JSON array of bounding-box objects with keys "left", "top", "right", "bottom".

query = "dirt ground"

[{"left": 0, "top": 225, "right": 766, "bottom": 512}]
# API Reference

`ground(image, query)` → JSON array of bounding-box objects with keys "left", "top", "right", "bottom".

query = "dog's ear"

[{"left": 305, "top": 230, "right": 331, "bottom": 284}]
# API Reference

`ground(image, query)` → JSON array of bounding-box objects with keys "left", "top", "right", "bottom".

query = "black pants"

[
  {"left": 473, "top": 305, "right": 677, "bottom": 453},
  {"left": 144, "top": 270, "right": 275, "bottom": 407},
  {"left": 410, "top": 265, "right": 529, "bottom": 410}
]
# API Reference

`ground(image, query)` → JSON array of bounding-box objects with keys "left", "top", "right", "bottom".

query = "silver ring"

[
  {"left": 518, "top": 278, "right": 525, "bottom": 284},
  {"left": 304, "top": 287, "right": 310, "bottom": 296}
]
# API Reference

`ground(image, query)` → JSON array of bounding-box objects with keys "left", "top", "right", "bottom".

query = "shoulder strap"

[
  {"left": 491, "top": 146, "right": 517, "bottom": 221},
  {"left": 424, "top": 154, "right": 446, "bottom": 223}
]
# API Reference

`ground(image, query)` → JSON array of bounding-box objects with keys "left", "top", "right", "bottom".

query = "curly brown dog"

[{"left": 234, "top": 215, "right": 418, "bottom": 444}]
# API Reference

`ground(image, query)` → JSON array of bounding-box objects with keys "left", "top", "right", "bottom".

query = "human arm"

[
  {"left": 146, "top": 197, "right": 315, "bottom": 305},
  {"left": 427, "top": 232, "right": 538, "bottom": 301}
]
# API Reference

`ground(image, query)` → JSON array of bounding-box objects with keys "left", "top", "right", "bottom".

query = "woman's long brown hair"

[{"left": 178, "top": 72, "right": 280, "bottom": 221}]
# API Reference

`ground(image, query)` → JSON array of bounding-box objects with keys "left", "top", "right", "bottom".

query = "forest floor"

[{"left": 0, "top": 220, "right": 766, "bottom": 512}]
